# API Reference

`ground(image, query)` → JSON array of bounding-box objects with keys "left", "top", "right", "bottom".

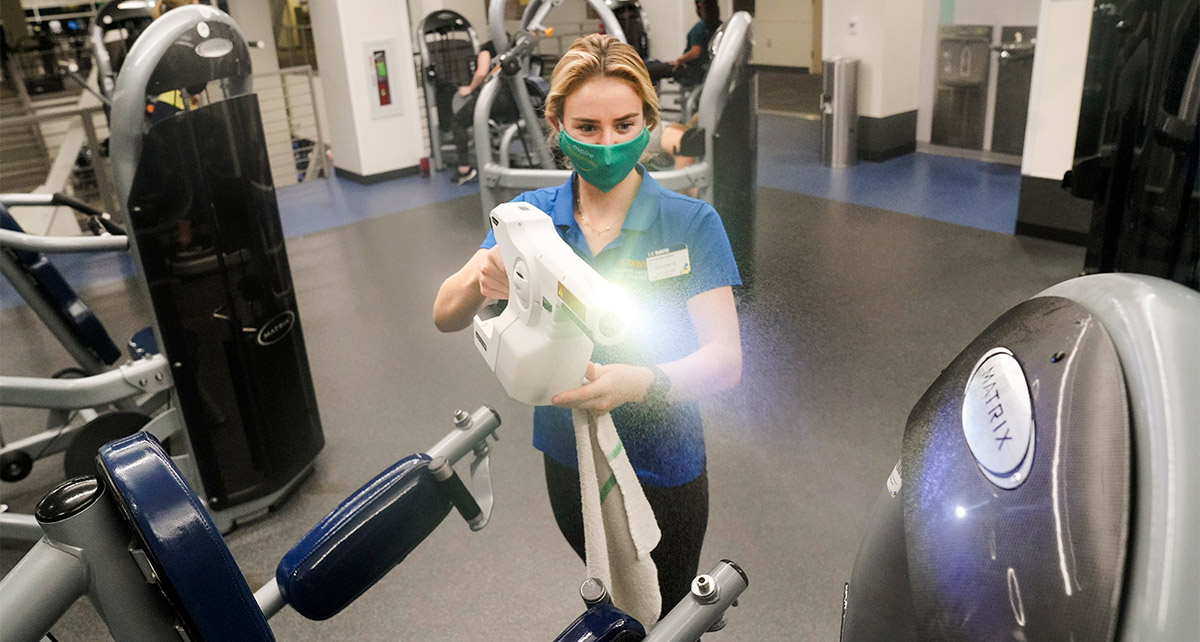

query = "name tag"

[{"left": 646, "top": 244, "right": 690, "bottom": 282}]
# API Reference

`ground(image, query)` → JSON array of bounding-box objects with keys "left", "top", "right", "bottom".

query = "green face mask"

[{"left": 557, "top": 127, "right": 650, "bottom": 192}]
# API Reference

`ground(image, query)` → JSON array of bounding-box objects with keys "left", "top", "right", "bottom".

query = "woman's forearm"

[
  {"left": 676, "top": 45, "right": 702, "bottom": 66},
  {"left": 433, "top": 250, "right": 488, "bottom": 332},
  {"left": 659, "top": 340, "right": 742, "bottom": 404}
]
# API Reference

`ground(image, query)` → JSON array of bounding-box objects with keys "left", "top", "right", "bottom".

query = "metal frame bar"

[
  {"left": 0, "top": 513, "right": 43, "bottom": 543},
  {"left": 0, "top": 354, "right": 171, "bottom": 410},
  {"left": 0, "top": 228, "right": 129, "bottom": 253}
]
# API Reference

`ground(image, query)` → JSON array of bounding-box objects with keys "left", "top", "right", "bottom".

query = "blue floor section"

[
  {"left": 1, "top": 113, "right": 1020, "bottom": 311},
  {"left": 275, "top": 168, "right": 480, "bottom": 238},
  {"left": 756, "top": 114, "right": 1021, "bottom": 235}
]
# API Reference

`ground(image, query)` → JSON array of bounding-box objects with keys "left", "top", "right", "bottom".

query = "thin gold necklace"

[{"left": 576, "top": 191, "right": 618, "bottom": 235}]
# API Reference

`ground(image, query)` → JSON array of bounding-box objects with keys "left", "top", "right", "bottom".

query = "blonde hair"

[{"left": 545, "top": 34, "right": 660, "bottom": 133}]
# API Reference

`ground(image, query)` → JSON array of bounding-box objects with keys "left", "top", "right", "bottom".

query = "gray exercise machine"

[
  {"left": 841, "top": 273, "right": 1200, "bottom": 640},
  {"left": 1, "top": 194, "right": 190, "bottom": 544},
  {"left": 416, "top": 9, "right": 481, "bottom": 172},
  {"left": 0, "top": 407, "right": 502, "bottom": 641}
]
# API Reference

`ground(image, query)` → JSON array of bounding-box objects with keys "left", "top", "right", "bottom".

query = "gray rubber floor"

[{"left": 0, "top": 185, "right": 1084, "bottom": 640}]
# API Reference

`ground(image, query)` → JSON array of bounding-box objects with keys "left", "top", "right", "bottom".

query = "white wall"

[
  {"left": 1021, "top": 0, "right": 1091, "bottom": 179},
  {"left": 227, "top": 1, "right": 280, "bottom": 73},
  {"left": 879, "top": 0, "right": 924, "bottom": 116},
  {"left": 753, "top": 0, "right": 813, "bottom": 67},
  {"left": 823, "top": 0, "right": 923, "bottom": 118},
  {"left": 951, "top": 0, "right": 1041, "bottom": 26},
  {"left": 412, "top": 0, "right": 489, "bottom": 37},
  {"left": 642, "top": 0, "right": 687, "bottom": 61},
  {"left": 310, "top": 0, "right": 425, "bottom": 177}
]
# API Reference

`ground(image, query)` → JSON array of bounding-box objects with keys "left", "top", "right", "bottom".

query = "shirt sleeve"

[
  {"left": 684, "top": 201, "right": 742, "bottom": 299},
  {"left": 685, "top": 22, "right": 707, "bottom": 50}
]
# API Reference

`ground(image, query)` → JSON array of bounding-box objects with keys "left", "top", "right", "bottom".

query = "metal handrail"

[
  {"left": 0, "top": 65, "right": 328, "bottom": 227},
  {"left": 249, "top": 64, "right": 331, "bottom": 184},
  {"left": 0, "top": 100, "right": 119, "bottom": 222},
  {"left": 0, "top": 103, "right": 106, "bottom": 128}
]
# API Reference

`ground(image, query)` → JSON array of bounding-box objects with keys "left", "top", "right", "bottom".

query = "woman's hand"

[
  {"left": 478, "top": 246, "right": 509, "bottom": 299},
  {"left": 552, "top": 363, "right": 655, "bottom": 413},
  {"left": 458, "top": 85, "right": 472, "bottom": 97}
]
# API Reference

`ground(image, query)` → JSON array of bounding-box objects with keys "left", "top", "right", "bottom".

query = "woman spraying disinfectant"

[{"left": 433, "top": 33, "right": 742, "bottom": 624}]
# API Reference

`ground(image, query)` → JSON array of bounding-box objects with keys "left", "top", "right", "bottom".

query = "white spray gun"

[{"left": 473, "top": 202, "right": 631, "bottom": 405}]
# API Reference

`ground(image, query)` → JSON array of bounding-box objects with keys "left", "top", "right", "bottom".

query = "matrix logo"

[
  {"left": 962, "top": 347, "right": 1035, "bottom": 489},
  {"left": 257, "top": 311, "right": 296, "bottom": 346}
]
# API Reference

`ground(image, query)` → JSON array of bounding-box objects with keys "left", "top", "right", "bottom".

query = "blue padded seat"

[
  {"left": 552, "top": 603, "right": 647, "bottom": 641},
  {"left": 276, "top": 454, "right": 450, "bottom": 621},
  {"left": 98, "top": 432, "right": 274, "bottom": 641}
]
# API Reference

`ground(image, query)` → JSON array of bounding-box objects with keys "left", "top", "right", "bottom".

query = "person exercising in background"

[
  {"left": 644, "top": 0, "right": 721, "bottom": 86},
  {"left": 432, "top": 34, "right": 742, "bottom": 616},
  {"left": 447, "top": 39, "right": 519, "bottom": 185}
]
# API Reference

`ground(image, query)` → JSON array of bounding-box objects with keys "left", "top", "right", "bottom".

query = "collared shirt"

[{"left": 480, "top": 167, "right": 740, "bottom": 486}]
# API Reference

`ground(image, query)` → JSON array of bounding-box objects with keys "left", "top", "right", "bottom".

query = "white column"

[
  {"left": 642, "top": 0, "right": 688, "bottom": 61},
  {"left": 1020, "top": 0, "right": 1092, "bottom": 181},
  {"left": 310, "top": 0, "right": 425, "bottom": 178}
]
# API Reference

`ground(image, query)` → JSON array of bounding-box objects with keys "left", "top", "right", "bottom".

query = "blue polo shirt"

[{"left": 481, "top": 168, "right": 740, "bottom": 486}]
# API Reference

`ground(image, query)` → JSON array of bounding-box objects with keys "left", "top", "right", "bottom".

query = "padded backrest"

[
  {"left": 419, "top": 10, "right": 478, "bottom": 88},
  {"left": 276, "top": 454, "right": 451, "bottom": 621},
  {"left": 98, "top": 432, "right": 275, "bottom": 642},
  {"left": 426, "top": 38, "right": 477, "bottom": 87}
]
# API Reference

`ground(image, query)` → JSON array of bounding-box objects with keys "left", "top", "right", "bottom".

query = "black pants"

[
  {"left": 449, "top": 89, "right": 518, "bottom": 168},
  {"left": 543, "top": 454, "right": 709, "bottom": 618}
]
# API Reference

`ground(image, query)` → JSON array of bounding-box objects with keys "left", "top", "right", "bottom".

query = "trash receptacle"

[{"left": 821, "top": 57, "right": 859, "bottom": 168}]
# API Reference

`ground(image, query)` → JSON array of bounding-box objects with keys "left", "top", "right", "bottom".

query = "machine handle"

[
  {"left": 468, "top": 443, "right": 495, "bottom": 531},
  {"left": 429, "top": 457, "right": 484, "bottom": 529}
]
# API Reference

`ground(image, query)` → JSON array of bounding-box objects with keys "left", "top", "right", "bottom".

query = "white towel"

[{"left": 573, "top": 409, "right": 662, "bottom": 625}]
